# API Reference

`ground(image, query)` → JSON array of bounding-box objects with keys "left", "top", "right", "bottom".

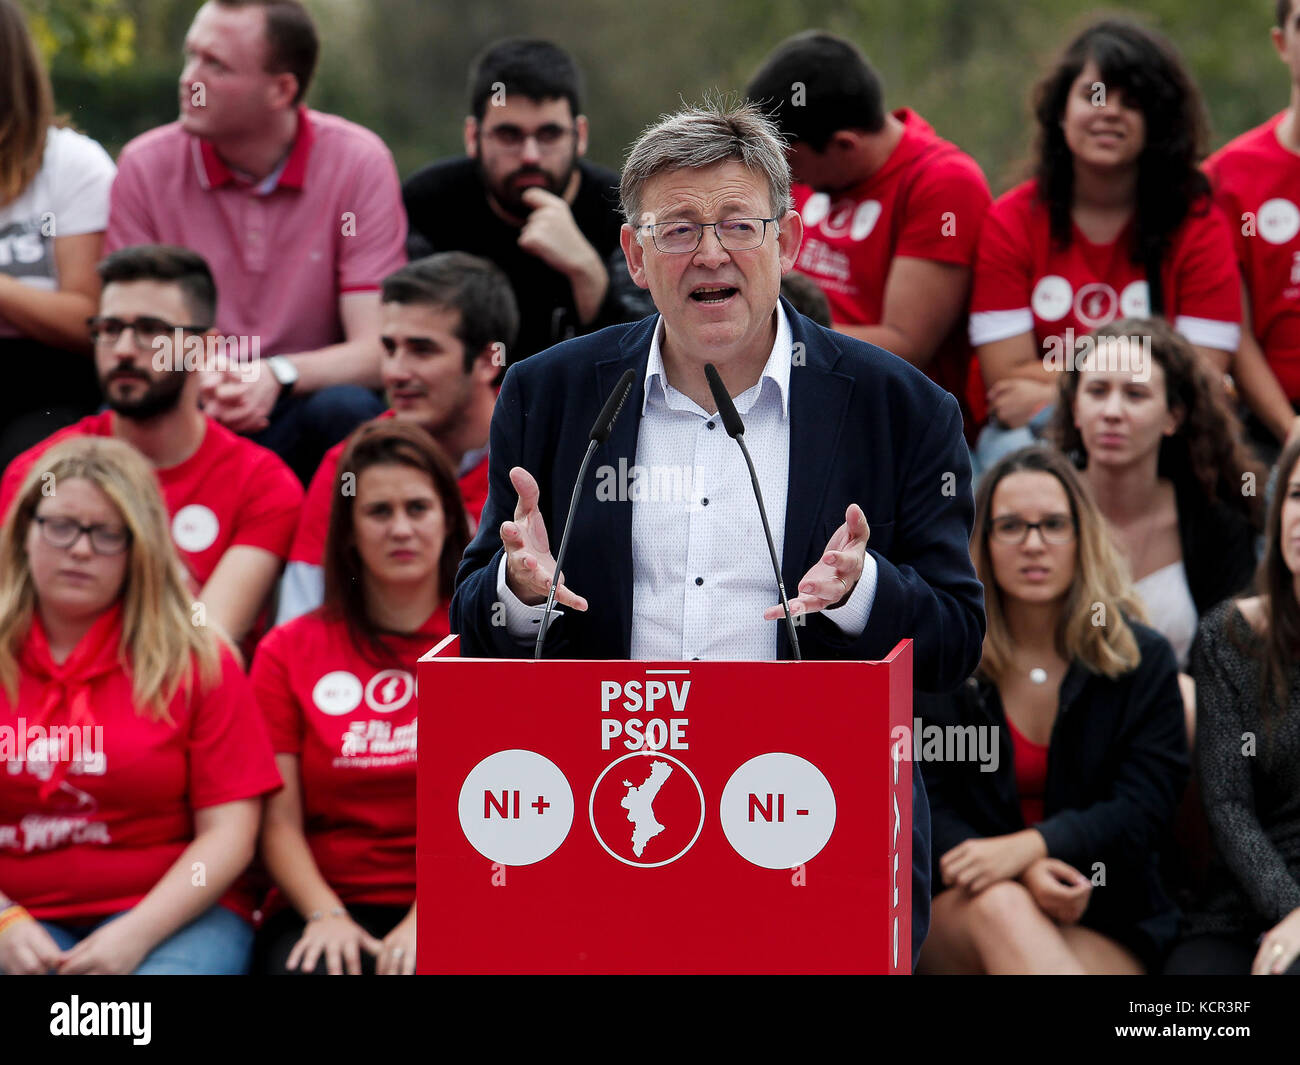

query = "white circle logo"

[
  {"left": 1073, "top": 282, "right": 1119, "bottom": 328},
  {"left": 850, "top": 200, "right": 883, "bottom": 241},
  {"left": 365, "top": 669, "right": 414, "bottom": 713},
  {"left": 458, "top": 750, "right": 574, "bottom": 866},
  {"left": 1031, "top": 275, "right": 1073, "bottom": 322},
  {"left": 817, "top": 199, "right": 858, "bottom": 238},
  {"left": 1119, "top": 279, "right": 1150, "bottom": 318},
  {"left": 800, "top": 193, "right": 830, "bottom": 228},
  {"left": 312, "top": 670, "right": 362, "bottom": 716},
  {"left": 171, "top": 504, "right": 219, "bottom": 553},
  {"left": 588, "top": 752, "right": 705, "bottom": 868},
  {"left": 1259, "top": 198, "right": 1300, "bottom": 245},
  {"left": 720, "top": 753, "right": 836, "bottom": 869}
]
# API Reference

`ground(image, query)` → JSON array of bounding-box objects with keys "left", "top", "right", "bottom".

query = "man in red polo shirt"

[
  {"left": 105, "top": 0, "right": 406, "bottom": 484},
  {"left": 0, "top": 245, "right": 303, "bottom": 647},
  {"left": 1204, "top": 0, "right": 1300, "bottom": 456},
  {"left": 275, "top": 253, "right": 517, "bottom": 624},
  {"left": 746, "top": 31, "right": 991, "bottom": 426}
]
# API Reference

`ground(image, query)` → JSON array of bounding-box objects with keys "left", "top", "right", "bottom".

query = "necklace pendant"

[{"left": 1029, "top": 667, "right": 1048, "bottom": 685}]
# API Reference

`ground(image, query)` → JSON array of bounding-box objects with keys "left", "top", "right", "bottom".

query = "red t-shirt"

[
  {"left": 0, "top": 413, "right": 304, "bottom": 592},
  {"left": 0, "top": 607, "right": 282, "bottom": 921},
  {"left": 967, "top": 179, "right": 1242, "bottom": 423},
  {"left": 250, "top": 605, "right": 450, "bottom": 908},
  {"left": 792, "top": 108, "right": 991, "bottom": 409},
  {"left": 1206, "top": 112, "right": 1300, "bottom": 400},
  {"left": 1006, "top": 715, "right": 1048, "bottom": 827},
  {"left": 288, "top": 410, "right": 488, "bottom": 567}
]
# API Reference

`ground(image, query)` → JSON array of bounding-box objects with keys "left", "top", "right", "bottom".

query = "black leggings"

[
  {"left": 1164, "top": 933, "right": 1300, "bottom": 975},
  {"left": 257, "top": 904, "right": 409, "bottom": 975}
]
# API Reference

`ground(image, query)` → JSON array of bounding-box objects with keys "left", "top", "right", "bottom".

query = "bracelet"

[
  {"left": 307, "top": 907, "right": 346, "bottom": 922},
  {"left": 0, "top": 904, "right": 33, "bottom": 939}
]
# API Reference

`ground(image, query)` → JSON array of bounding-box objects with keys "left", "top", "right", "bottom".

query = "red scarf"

[{"left": 16, "top": 603, "right": 125, "bottom": 801}]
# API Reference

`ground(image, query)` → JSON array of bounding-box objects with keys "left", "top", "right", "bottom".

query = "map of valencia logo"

[{"left": 588, "top": 752, "right": 705, "bottom": 867}]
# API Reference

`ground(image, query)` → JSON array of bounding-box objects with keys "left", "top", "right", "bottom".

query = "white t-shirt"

[
  {"left": 1134, "top": 560, "right": 1199, "bottom": 670},
  {"left": 0, "top": 125, "right": 116, "bottom": 337}
]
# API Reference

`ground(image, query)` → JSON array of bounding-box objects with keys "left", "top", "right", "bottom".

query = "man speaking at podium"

[{"left": 450, "top": 100, "right": 985, "bottom": 968}]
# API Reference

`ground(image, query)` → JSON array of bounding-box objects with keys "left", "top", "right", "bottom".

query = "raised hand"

[
  {"left": 764, "top": 503, "right": 869, "bottom": 620},
  {"left": 500, "top": 466, "right": 588, "bottom": 611}
]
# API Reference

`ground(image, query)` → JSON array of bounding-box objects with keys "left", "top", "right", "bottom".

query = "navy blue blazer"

[{"left": 450, "top": 298, "right": 986, "bottom": 968}]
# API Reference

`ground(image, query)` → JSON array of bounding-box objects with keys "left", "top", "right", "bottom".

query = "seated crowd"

[{"left": 1, "top": 0, "right": 1299, "bottom": 975}]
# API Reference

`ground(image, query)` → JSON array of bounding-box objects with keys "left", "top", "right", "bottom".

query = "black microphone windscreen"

[
  {"left": 703, "top": 363, "right": 745, "bottom": 439},
  {"left": 590, "top": 368, "right": 637, "bottom": 444}
]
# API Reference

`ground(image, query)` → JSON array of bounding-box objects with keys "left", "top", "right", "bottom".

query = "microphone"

[
  {"left": 703, "top": 363, "right": 801, "bottom": 662},
  {"left": 535, "top": 368, "right": 637, "bottom": 660}
]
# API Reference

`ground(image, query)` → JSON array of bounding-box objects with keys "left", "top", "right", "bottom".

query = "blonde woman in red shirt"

[
  {"left": 0, "top": 437, "right": 281, "bottom": 974},
  {"left": 253, "top": 420, "right": 470, "bottom": 975}
]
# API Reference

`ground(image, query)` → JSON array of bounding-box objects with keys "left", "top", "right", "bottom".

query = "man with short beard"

[
  {"left": 403, "top": 38, "right": 651, "bottom": 365},
  {"left": 0, "top": 245, "right": 302, "bottom": 649}
]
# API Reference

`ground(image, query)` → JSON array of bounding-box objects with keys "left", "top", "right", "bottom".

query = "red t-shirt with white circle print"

[
  {"left": 0, "top": 412, "right": 303, "bottom": 591},
  {"left": 792, "top": 108, "right": 991, "bottom": 407},
  {"left": 250, "top": 605, "right": 449, "bottom": 908},
  {"left": 0, "top": 605, "right": 283, "bottom": 921},
  {"left": 1206, "top": 111, "right": 1300, "bottom": 401},
  {"left": 969, "top": 179, "right": 1241, "bottom": 353}
]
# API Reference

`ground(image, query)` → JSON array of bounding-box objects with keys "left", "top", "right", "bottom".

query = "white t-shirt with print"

[{"left": 0, "top": 125, "right": 116, "bottom": 336}]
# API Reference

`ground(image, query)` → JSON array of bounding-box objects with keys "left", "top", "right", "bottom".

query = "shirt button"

[
  {"left": 701, "top": 498, "right": 709, "bottom": 506},
  {"left": 694, "top": 577, "right": 703, "bottom": 586},
  {"left": 706, "top": 421, "right": 715, "bottom": 430},
  {"left": 691, "top": 656, "right": 700, "bottom": 661}
]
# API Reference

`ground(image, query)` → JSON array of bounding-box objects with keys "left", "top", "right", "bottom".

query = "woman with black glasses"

[
  {"left": 0, "top": 437, "right": 280, "bottom": 974},
  {"left": 917, "top": 446, "right": 1187, "bottom": 974}
]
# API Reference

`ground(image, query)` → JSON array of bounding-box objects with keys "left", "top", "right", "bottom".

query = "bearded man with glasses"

[
  {"left": 403, "top": 38, "right": 652, "bottom": 365},
  {"left": 0, "top": 244, "right": 302, "bottom": 652}
]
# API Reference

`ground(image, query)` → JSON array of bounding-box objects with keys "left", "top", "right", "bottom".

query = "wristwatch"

[{"left": 266, "top": 355, "right": 299, "bottom": 395}]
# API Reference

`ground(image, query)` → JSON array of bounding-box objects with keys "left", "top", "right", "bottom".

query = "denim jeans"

[
  {"left": 971, "top": 403, "right": 1057, "bottom": 487},
  {"left": 250, "top": 384, "right": 385, "bottom": 486},
  {"left": 37, "top": 904, "right": 253, "bottom": 975}
]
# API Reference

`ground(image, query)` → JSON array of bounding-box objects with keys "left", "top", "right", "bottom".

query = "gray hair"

[{"left": 619, "top": 98, "right": 793, "bottom": 226}]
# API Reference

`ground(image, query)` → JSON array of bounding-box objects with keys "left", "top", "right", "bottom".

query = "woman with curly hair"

[
  {"left": 1051, "top": 317, "right": 1265, "bottom": 672},
  {"left": 1165, "top": 437, "right": 1300, "bottom": 975},
  {"left": 916, "top": 446, "right": 1187, "bottom": 973},
  {"left": 967, "top": 18, "right": 1240, "bottom": 476}
]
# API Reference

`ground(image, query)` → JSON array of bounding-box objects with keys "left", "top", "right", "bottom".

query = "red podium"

[{"left": 416, "top": 637, "right": 913, "bottom": 974}]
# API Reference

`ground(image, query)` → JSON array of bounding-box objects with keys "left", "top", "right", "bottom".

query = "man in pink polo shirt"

[{"left": 105, "top": 0, "right": 406, "bottom": 484}]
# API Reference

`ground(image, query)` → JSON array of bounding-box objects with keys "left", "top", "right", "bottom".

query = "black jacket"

[
  {"left": 450, "top": 299, "right": 985, "bottom": 682},
  {"left": 402, "top": 157, "right": 653, "bottom": 363},
  {"left": 450, "top": 298, "right": 988, "bottom": 969},
  {"left": 915, "top": 620, "right": 1189, "bottom": 967},
  {"left": 1175, "top": 476, "right": 1258, "bottom": 617}
]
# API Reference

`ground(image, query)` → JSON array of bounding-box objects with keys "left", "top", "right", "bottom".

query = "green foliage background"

[{"left": 21, "top": 0, "right": 1292, "bottom": 193}]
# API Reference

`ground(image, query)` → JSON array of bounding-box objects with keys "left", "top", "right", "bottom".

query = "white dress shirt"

[{"left": 497, "top": 304, "right": 877, "bottom": 658}]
